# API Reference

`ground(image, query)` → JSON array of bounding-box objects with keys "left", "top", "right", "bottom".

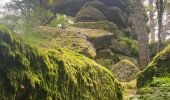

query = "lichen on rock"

[
  {"left": 112, "top": 60, "right": 139, "bottom": 82},
  {"left": 0, "top": 24, "right": 123, "bottom": 100}
]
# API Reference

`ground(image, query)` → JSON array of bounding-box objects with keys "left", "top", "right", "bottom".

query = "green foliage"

[
  {"left": 0, "top": 24, "right": 123, "bottom": 100},
  {"left": 48, "top": 14, "right": 70, "bottom": 28}
]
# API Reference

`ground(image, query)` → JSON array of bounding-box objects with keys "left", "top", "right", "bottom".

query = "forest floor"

[{"left": 121, "top": 80, "right": 137, "bottom": 100}]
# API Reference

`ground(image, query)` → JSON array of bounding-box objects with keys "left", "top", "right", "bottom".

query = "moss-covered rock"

[
  {"left": 137, "top": 44, "right": 170, "bottom": 88},
  {"left": 37, "top": 26, "right": 96, "bottom": 59},
  {"left": 110, "top": 35, "right": 138, "bottom": 57},
  {"left": 76, "top": 1, "right": 128, "bottom": 27},
  {"left": 0, "top": 24, "right": 123, "bottom": 100},
  {"left": 72, "top": 21, "right": 118, "bottom": 33},
  {"left": 132, "top": 44, "right": 170, "bottom": 99},
  {"left": 54, "top": 25, "right": 116, "bottom": 56},
  {"left": 76, "top": 6, "right": 107, "bottom": 22},
  {"left": 48, "top": 0, "right": 131, "bottom": 28},
  {"left": 112, "top": 60, "right": 139, "bottom": 82},
  {"left": 95, "top": 49, "right": 120, "bottom": 69},
  {"left": 51, "top": 0, "right": 131, "bottom": 16}
]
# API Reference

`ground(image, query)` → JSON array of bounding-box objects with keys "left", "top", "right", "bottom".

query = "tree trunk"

[
  {"left": 132, "top": 0, "right": 150, "bottom": 69},
  {"left": 149, "top": 0, "right": 155, "bottom": 43},
  {"left": 156, "top": 0, "right": 164, "bottom": 52}
]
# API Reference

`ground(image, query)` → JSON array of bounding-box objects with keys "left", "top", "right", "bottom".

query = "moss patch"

[
  {"left": 132, "top": 77, "right": 170, "bottom": 100},
  {"left": 112, "top": 60, "right": 139, "bottom": 82},
  {"left": 0, "top": 24, "right": 123, "bottom": 100},
  {"left": 37, "top": 26, "right": 96, "bottom": 59},
  {"left": 110, "top": 35, "right": 138, "bottom": 57},
  {"left": 72, "top": 21, "right": 118, "bottom": 33}
]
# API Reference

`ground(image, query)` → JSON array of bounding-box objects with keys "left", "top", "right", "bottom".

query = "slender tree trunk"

[
  {"left": 161, "top": 12, "right": 168, "bottom": 42},
  {"left": 149, "top": 0, "right": 155, "bottom": 43},
  {"left": 161, "top": 28, "right": 166, "bottom": 43},
  {"left": 156, "top": 0, "right": 165, "bottom": 52},
  {"left": 132, "top": 0, "right": 150, "bottom": 69}
]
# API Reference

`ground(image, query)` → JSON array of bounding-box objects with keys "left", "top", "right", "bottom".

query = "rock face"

[
  {"left": 137, "top": 44, "right": 170, "bottom": 88},
  {"left": 0, "top": 24, "right": 123, "bottom": 100},
  {"left": 37, "top": 26, "right": 96, "bottom": 59},
  {"left": 112, "top": 60, "right": 139, "bottom": 82},
  {"left": 71, "top": 21, "right": 138, "bottom": 68},
  {"left": 131, "top": 44, "right": 170, "bottom": 99},
  {"left": 50, "top": 0, "right": 131, "bottom": 27}
]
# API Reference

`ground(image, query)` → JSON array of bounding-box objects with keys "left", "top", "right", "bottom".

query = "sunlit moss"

[{"left": 0, "top": 24, "right": 123, "bottom": 100}]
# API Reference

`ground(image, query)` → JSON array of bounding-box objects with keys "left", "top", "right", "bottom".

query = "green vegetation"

[
  {"left": 137, "top": 44, "right": 170, "bottom": 88},
  {"left": 119, "top": 35, "right": 138, "bottom": 57},
  {"left": 110, "top": 35, "right": 138, "bottom": 57},
  {"left": 72, "top": 21, "right": 118, "bottom": 33},
  {"left": 0, "top": 24, "right": 123, "bottom": 100},
  {"left": 132, "top": 44, "right": 170, "bottom": 99},
  {"left": 132, "top": 78, "right": 170, "bottom": 100},
  {"left": 37, "top": 26, "right": 96, "bottom": 58}
]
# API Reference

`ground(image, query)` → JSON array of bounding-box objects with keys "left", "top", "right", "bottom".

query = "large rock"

[
  {"left": 37, "top": 26, "right": 96, "bottom": 59},
  {"left": 0, "top": 24, "right": 123, "bottom": 100},
  {"left": 137, "top": 44, "right": 170, "bottom": 88},
  {"left": 67, "top": 24, "right": 117, "bottom": 51},
  {"left": 72, "top": 21, "right": 118, "bottom": 33},
  {"left": 131, "top": 44, "right": 170, "bottom": 99},
  {"left": 76, "top": 1, "right": 127, "bottom": 27},
  {"left": 48, "top": 0, "right": 131, "bottom": 27},
  {"left": 110, "top": 36, "right": 138, "bottom": 57},
  {"left": 112, "top": 60, "right": 139, "bottom": 82}
]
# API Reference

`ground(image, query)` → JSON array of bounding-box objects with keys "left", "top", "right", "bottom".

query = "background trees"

[{"left": 132, "top": 0, "right": 150, "bottom": 69}]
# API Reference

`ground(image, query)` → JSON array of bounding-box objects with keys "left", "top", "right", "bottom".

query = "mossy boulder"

[
  {"left": 76, "top": 1, "right": 128, "bottom": 27},
  {"left": 110, "top": 35, "right": 138, "bottom": 57},
  {"left": 112, "top": 60, "right": 139, "bottom": 82},
  {"left": 137, "top": 44, "right": 170, "bottom": 88},
  {"left": 95, "top": 49, "right": 120, "bottom": 69},
  {"left": 132, "top": 44, "right": 170, "bottom": 99},
  {"left": 50, "top": 0, "right": 131, "bottom": 27},
  {"left": 76, "top": 6, "right": 107, "bottom": 22},
  {"left": 51, "top": 0, "right": 130, "bottom": 16},
  {"left": 72, "top": 21, "right": 118, "bottom": 33},
  {"left": 67, "top": 25, "right": 116, "bottom": 51},
  {"left": 0, "top": 24, "right": 123, "bottom": 100},
  {"left": 37, "top": 26, "right": 96, "bottom": 59}
]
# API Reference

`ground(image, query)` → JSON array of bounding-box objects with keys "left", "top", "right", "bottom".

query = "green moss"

[
  {"left": 95, "top": 58, "right": 113, "bottom": 69},
  {"left": 0, "top": 24, "right": 123, "bottom": 100},
  {"left": 132, "top": 77, "right": 170, "bottom": 100},
  {"left": 37, "top": 26, "right": 96, "bottom": 59},
  {"left": 72, "top": 21, "right": 118, "bottom": 33},
  {"left": 133, "top": 44, "right": 170, "bottom": 99},
  {"left": 110, "top": 34, "right": 138, "bottom": 58},
  {"left": 137, "top": 44, "right": 170, "bottom": 88},
  {"left": 118, "top": 35, "right": 138, "bottom": 57}
]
